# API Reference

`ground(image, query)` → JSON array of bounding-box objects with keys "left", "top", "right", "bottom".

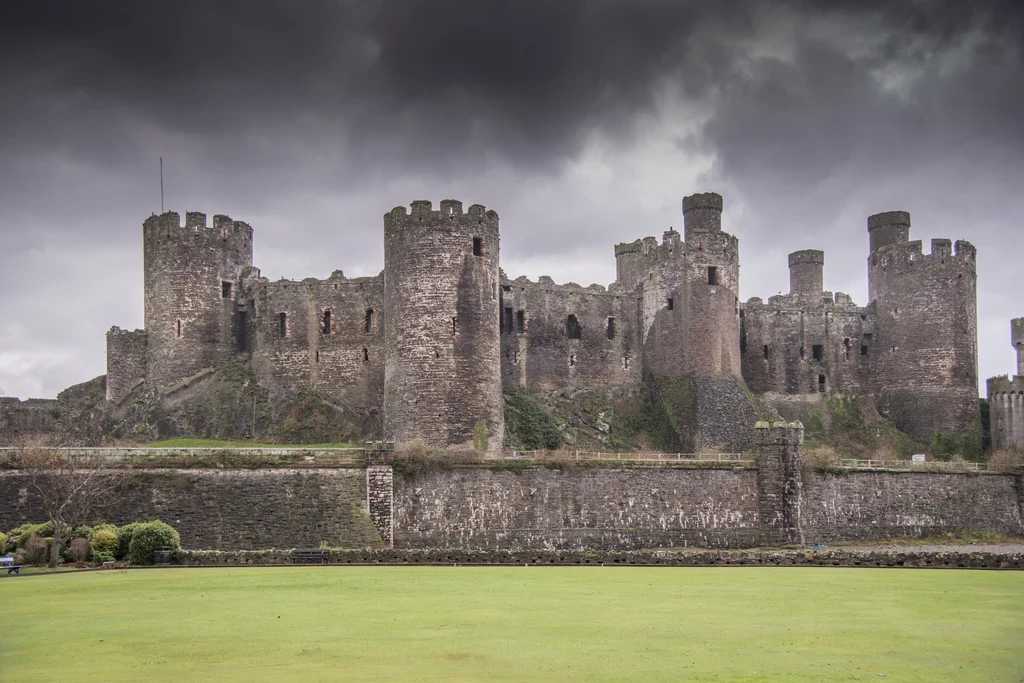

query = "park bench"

[
  {"left": 1, "top": 557, "right": 21, "bottom": 576},
  {"left": 290, "top": 548, "right": 330, "bottom": 565}
]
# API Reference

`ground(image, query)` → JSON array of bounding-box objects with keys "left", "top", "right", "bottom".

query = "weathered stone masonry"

[
  {"left": 89, "top": 191, "right": 980, "bottom": 452},
  {"left": 987, "top": 317, "right": 1024, "bottom": 451}
]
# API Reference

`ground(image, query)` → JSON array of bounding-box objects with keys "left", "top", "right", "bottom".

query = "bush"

[
  {"left": 91, "top": 528, "right": 119, "bottom": 556},
  {"left": 0, "top": 532, "right": 7, "bottom": 554},
  {"left": 92, "top": 549, "right": 115, "bottom": 564},
  {"left": 115, "top": 523, "right": 141, "bottom": 561},
  {"left": 22, "top": 535, "right": 49, "bottom": 565},
  {"left": 126, "top": 521, "right": 181, "bottom": 566},
  {"left": 69, "top": 537, "right": 90, "bottom": 563},
  {"left": 503, "top": 386, "right": 563, "bottom": 450},
  {"left": 17, "top": 522, "right": 54, "bottom": 548}
]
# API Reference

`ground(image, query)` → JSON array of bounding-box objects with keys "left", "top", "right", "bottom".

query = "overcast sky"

[{"left": 1, "top": 0, "right": 1021, "bottom": 400}]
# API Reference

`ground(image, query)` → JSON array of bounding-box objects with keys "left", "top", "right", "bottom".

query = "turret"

[
  {"left": 867, "top": 210, "right": 910, "bottom": 253},
  {"left": 383, "top": 200, "right": 503, "bottom": 451},
  {"left": 1013, "top": 318, "right": 1024, "bottom": 376},
  {"left": 142, "top": 211, "right": 253, "bottom": 391},
  {"left": 788, "top": 250, "right": 824, "bottom": 298},
  {"left": 682, "top": 192, "right": 723, "bottom": 240}
]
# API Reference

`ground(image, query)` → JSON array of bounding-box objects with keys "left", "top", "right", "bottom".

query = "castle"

[{"left": 99, "top": 191, "right": 981, "bottom": 451}]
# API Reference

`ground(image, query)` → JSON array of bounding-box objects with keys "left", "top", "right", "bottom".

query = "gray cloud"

[{"left": 1, "top": 0, "right": 1021, "bottom": 398}]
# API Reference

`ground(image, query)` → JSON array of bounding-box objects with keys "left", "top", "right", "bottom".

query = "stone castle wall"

[
  {"left": 498, "top": 276, "right": 643, "bottom": 390},
  {"left": 0, "top": 468, "right": 382, "bottom": 551},
  {"left": 105, "top": 327, "right": 147, "bottom": 404},
  {"left": 246, "top": 271, "right": 385, "bottom": 411},
  {"left": 987, "top": 375, "right": 1024, "bottom": 451}
]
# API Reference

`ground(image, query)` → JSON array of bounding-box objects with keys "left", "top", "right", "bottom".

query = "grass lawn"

[
  {"left": 1, "top": 567, "right": 1021, "bottom": 682},
  {"left": 143, "top": 438, "right": 361, "bottom": 448}
]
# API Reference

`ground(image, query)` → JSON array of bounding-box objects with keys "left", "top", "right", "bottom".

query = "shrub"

[
  {"left": 127, "top": 521, "right": 181, "bottom": 566},
  {"left": 504, "top": 386, "right": 563, "bottom": 450},
  {"left": 92, "top": 549, "right": 115, "bottom": 564},
  {"left": 69, "top": 537, "right": 90, "bottom": 563},
  {"left": 17, "top": 522, "right": 54, "bottom": 548},
  {"left": 115, "top": 523, "right": 141, "bottom": 561},
  {"left": 91, "top": 528, "right": 119, "bottom": 556},
  {"left": 0, "top": 532, "right": 7, "bottom": 554},
  {"left": 988, "top": 449, "right": 1024, "bottom": 473},
  {"left": 22, "top": 535, "right": 49, "bottom": 565}
]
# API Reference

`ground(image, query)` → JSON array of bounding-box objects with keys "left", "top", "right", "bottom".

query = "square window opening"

[
  {"left": 472, "top": 237, "right": 483, "bottom": 257},
  {"left": 812, "top": 344, "right": 824, "bottom": 361},
  {"left": 221, "top": 281, "right": 232, "bottom": 298}
]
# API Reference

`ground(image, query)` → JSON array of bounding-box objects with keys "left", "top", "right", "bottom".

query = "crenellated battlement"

[
  {"left": 987, "top": 374, "right": 1024, "bottom": 394},
  {"left": 144, "top": 210, "right": 253, "bottom": 237},
  {"left": 385, "top": 200, "right": 499, "bottom": 228},
  {"left": 869, "top": 236, "right": 977, "bottom": 270}
]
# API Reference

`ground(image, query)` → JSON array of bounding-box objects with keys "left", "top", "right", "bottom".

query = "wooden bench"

[{"left": 290, "top": 548, "right": 330, "bottom": 565}]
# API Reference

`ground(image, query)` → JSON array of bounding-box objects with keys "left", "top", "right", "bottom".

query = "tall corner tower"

[
  {"left": 866, "top": 210, "right": 979, "bottom": 439},
  {"left": 142, "top": 211, "right": 253, "bottom": 391},
  {"left": 682, "top": 192, "right": 741, "bottom": 377},
  {"left": 383, "top": 200, "right": 503, "bottom": 450}
]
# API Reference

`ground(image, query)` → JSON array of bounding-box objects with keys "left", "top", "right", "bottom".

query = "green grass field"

[{"left": 1, "top": 567, "right": 1021, "bottom": 681}]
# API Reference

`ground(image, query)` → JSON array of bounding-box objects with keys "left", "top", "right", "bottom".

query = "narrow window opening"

[
  {"left": 800, "top": 346, "right": 806, "bottom": 360},
  {"left": 667, "top": 298, "right": 674, "bottom": 311},
  {"left": 322, "top": 310, "right": 332, "bottom": 335},
  {"left": 861, "top": 344, "right": 869, "bottom": 357},
  {"left": 315, "top": 350, "right": 320, "bottom": 363},
  {"left": 362, "top": 348, "right": 369, "bottom": 362},
  {"left": 364, "top": 309, "right": 374, "bottom": 333},
  {"left": 707, "top": 266, "right": 718, "bottom": 285},
  {"left": 569, "top": 354, "right": 576, "bottom": 367},
  {"left": 843, "top": 338, "right": 851, "bottom": 360},
  {"left": 237, "top": 311, "right": 248, "bottom": 352},
  {"left": 513, "top": 351, "right": 520, "bottom": 364},
  {"left": 516, "top": 310, "right": 525, "bottom": 334},
  {"left": 175, "top": 319, "right": 182, "bottom": 338},
  {"left": 606, "top": 316, "right": 616, "bottom": 340},
  {"left": 812, "top": 344, "right": 824, "bottom": 361},
  {"left": 763, "top": 344, "right": 769, "bottom": 360},
  {"left": 818, "top": 374, "right": 826, "bottom": 392},
  {"left": 566, "top": 314, "right": 582, "bottom": 340},
  {"left": 279, "top": 312, "right": 287, "bottom": 338},
  {"left": 503, "top": 307, "right": 514, "bottom": 334},
  {"left": 452, "top": 317, "right": 459, "bottom": 335},
  {"left": 221, "top": 281, "right": 232, "bottom": 299},
  {"left": 622, "top": 356, "right": 630, "bottom": 370},
  {"left": 472, "top": 237, "right": 483, "bottom": 256}
]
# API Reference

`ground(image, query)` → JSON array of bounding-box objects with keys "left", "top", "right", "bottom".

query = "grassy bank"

[{"left": 1, "top": 567, "right": 1021, "bottom": 681}]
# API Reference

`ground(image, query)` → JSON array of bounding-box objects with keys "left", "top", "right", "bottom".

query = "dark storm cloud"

[{"left": 1, "top": 0, "right": 1022, "bottom": 398}]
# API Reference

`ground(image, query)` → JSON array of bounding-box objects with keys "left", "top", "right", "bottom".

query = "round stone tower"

[
  {"left": 143, "top": 211, "right": 253, "bottom": 392},
  {"left": 682, "top": 192, "right": 741, "bottom": 376},
  {"left": 383, "top": 200, "right": 503, "bottom": 450},
  {"left": 867, "top": 210, "right": 979, "bottom": 439},
  {"left": 788, "top": 249, "right": 824, "bottom": 298}
]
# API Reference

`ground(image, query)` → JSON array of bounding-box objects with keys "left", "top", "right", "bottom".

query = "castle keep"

[{"left": 100, "top": 191, "right": 980, "bottom": 450}]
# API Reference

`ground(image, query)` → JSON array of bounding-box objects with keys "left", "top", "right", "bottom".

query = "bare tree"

[{"left": 13, "top": 443, "right": 127, "bottom": 568}]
